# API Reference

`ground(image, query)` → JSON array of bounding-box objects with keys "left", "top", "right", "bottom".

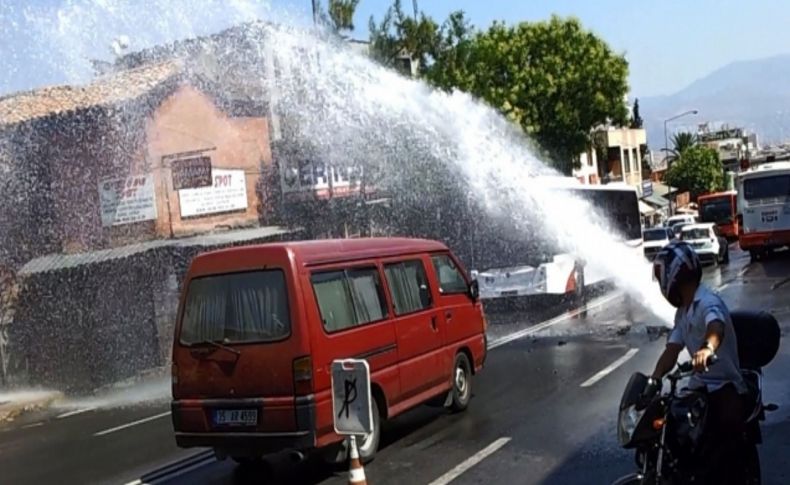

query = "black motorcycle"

[{"left": 612, "top": 311, "right": 781, "bottom": 485}]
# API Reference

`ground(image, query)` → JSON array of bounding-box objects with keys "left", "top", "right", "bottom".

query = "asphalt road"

[{"left": 2, "top": 246, "right": 789, "bottom": 485}]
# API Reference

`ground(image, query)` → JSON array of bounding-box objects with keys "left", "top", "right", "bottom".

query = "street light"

[{"left": 663, "top": 109, "right": 699, "bottom": 216}]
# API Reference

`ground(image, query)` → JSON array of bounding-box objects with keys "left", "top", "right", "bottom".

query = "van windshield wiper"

[{"left": 190, "top": 339, "right": 241, "bottom": 357}]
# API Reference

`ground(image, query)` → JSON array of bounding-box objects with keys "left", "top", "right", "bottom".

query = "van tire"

[
  {"left": 358, "top": 398, "right": 381, "bottom": 463},
  {"left": 449, "top": 353, "right": 472, "bottom": 413}
]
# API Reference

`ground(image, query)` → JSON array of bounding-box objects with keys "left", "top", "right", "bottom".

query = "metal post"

[{"left": 663, "top": 110, "right": 699, "bottom": 217}]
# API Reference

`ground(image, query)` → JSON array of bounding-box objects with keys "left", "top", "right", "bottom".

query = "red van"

[{"left": 171, "top": 238, "right": 486, "bottom": 463}]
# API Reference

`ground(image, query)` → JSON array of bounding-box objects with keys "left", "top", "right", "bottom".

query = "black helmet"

[{"left": 653, "top": 241, "right": 702, "bottom": 307}]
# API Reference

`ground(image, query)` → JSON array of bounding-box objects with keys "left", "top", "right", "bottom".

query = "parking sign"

[{"left": 331, "top": 359, "right": 372, "bottom": 435}]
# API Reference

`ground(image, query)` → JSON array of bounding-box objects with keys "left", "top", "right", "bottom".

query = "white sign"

[
  {"left": 178, "top": 169, "right": 248, "bottom": 217},
  {"left": 331, "top": 359, "right": 372, "bottom": 435},
  {"left": 99, "top": 174, "right": 157, "bottom": 227},
  {"left": 281, "top": 160, "right": 363, "bottom": 199}
]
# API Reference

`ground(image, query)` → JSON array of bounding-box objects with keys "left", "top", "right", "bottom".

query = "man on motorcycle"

[{"left": 646, "top": 241, "right": 748, "bottom": 484}]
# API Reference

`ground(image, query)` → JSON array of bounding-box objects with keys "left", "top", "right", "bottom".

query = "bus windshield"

[
  {"left": 743, "top": 175, "right": 790, "bottom": 200},
  {"left": 700, "top": 197, "right": 733, "bottom": 224}
]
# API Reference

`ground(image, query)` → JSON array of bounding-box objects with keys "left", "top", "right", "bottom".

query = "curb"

[{"left": 0, "top": 391, "right": 64, "bottom": 423}]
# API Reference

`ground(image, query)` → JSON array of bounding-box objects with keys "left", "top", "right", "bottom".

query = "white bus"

[
  {"left": 471, "top": 179, "right": 642, "bottom": 301},
  {"left": 737, "top": 161, "right": 790, "bottom": 260}
]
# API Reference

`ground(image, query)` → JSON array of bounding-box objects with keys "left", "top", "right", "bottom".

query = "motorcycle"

[{"left": 612, "top": 311, "right": 781, "bottom": 485}]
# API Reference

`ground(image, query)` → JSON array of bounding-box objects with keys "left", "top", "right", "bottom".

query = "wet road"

[{"left": 2, "top": 246, "right": 789, "bottom": 485}]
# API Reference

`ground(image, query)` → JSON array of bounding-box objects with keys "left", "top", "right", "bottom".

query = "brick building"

[{"left": 0, "top": 59, "right": 295, "bottom": 391}]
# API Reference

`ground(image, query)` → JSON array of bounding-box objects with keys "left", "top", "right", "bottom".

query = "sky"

[{"left": 1, "top": 0, "right": 790, "bottom": 98}]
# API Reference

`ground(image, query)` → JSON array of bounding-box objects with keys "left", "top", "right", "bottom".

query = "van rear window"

[{"left": 180, "top": 270, "right": 290, "bottom": 344}]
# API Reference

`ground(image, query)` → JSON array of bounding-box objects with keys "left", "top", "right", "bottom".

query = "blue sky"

[{"left": 1, "top": 0, "right": 789, "bottom": 97}]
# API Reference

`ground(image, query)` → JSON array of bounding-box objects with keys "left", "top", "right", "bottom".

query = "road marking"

[
  {"left": 57, "top": 407, "right": 96, "bottom": 419},
  {"left": 580, "top": 348, "right": 640, "bottom": 388},
  {"left": 122, "top": 450, "right": 215, "bottom": 485},
  {"left": 428, "top": 437, "right": 512, "bottom": 485},
  {"left": 488, "top": 292, "right": 621, "bottom": 350},
  {"left": 93, "top": 411, "right": 171, "bottom": 437},
  {"left": 738, "top": 266, "right": 750, "bottom": 278},
  {"left": 21, "top": 422, "right": 43, "bottom": 429},
  {"left": 718, "top": 283, "right": 730, "bottom": 291}
]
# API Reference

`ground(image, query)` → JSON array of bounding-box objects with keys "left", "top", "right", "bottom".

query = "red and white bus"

[
  {"left": 737, "top": 162, "right": 790, "bottom": 260},
  {"left": 698, "top": 191, "right": 738, "bottom": 241}
]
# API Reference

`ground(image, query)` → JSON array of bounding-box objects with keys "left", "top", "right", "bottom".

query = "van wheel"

[
  {"left": 358, "top": 398, "right": 381, "bottom": 463},
  {"left": 449, "top": 353, "right": 472, "bottom": 413}
]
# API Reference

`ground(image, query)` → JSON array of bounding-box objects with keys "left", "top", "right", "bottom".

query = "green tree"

[
  {"left": 630, "top": 98, "right": 643, "bottom": 128},
  {"left": 666, "top": 131, "right": 697, "bottom": 162},
  {"left": 327, "top": 0, "right": 360, "bottom": 33},
  {"left": 664, "top": 145, "right": 723, "bottom": 198},
  {"left": 424, "top": 16, "right": 629, "bottom": 174},
  {"left": 369, "top": 0, "right": 445, "bottom": 75}
]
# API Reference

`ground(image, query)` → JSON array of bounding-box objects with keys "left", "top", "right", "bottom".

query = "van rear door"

[{"left": 173, "top": 269, "right": 305, "bottom": 429}]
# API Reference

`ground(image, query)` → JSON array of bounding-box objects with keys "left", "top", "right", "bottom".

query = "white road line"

[
  {"left": 428, "top": 437, "right": 512, "bottom": 485},
  {"left": 488, "top": 292, "right": 622, "bottom": 350},
  {"left": 57, "top": 407, "right": 96, "bottom": 419},
  {"left": 93, "top": 411, "right": 171, "bottom": 437},
  {"left": 738, "top": 266, "right": 750, "bottom": 278},
  {"left": 21, "top": 422, "right": 43, "bottom": 429},
  {"left": 718, "top": 283, "right": 730, "bottom": 291},
  {"left": 580, "top": 348, "right": 640, "bottom": 388}
]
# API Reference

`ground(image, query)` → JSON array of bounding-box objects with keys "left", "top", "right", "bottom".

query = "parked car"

[
  {"left": 679, "top": 223, "right": 730, "bottom": 264},
  {"left": 665, "top": 214, "right": 697, "bottom": 228},
  {"left": 642, "top": 227, "right": 674, "bottom": 261},
  {"left": 171, "top": 238, "right": 487, "bottom": 465}
]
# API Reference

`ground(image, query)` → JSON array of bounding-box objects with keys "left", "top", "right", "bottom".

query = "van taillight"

[{"left": 293, "top": 356, "right": 313, "bottom": 395}]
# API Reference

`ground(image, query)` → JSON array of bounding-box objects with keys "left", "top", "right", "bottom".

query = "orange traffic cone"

[{"left": 348, "top": 435, "right": 368, "bottom": 485}]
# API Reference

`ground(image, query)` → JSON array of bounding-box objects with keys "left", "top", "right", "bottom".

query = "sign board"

[
  {"left": 641, "top": 180, "right": 653, "bottom": 198},
  {"left": 281, "top": 160, "right": 363, "bottom": 199},
  {"left": 99, "top": 174, "right": 157, "bottom": 227},
  {"left": 172, "top": 156, "right": 212, "bottom": 190},
  {"left": 178, "top": 169, "right": 248, "bottom": 218},
  {"left": 331, "top": 359, "right": 372, "bottom": 435}
]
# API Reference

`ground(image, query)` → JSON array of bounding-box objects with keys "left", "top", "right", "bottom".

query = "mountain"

[{"left": 640, "top": 54, "right": 790, "bottom": 147}]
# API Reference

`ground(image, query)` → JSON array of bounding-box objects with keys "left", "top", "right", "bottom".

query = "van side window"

[
  {"left": 384, "top": 260, "right": 432, "bottom": 315},
  {"left": 431, "top": 254, "right": 468, "bottom": 294},
  {"left": 311, "top": 268, "right": 388, "bottom": 333}
]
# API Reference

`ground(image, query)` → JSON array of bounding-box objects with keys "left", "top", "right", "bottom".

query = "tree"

[
  {"left": 630, "top": 98, "right": 643, "bottom": 128},
  {"left": 664, "top": 145, "right": 723, "bottom": 198},
  {"left": 327, "top": 0, "right": 360, "bottom": 33},
  {"left": 666, "top": 131, "right": 697, "bottom": 162},
  {"left": 369, "top": 0, "right": 445, "bottom": 75},
  {"left": 424, "top": 16, "right": 629, "bottom": 174}
]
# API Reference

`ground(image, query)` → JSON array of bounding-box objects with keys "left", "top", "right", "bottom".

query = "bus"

[
  {"left": 698, "top": 191, "right": 738, "bottom": 241},
  {"left": 737, "top": 162, "right": 790, "bottom": 260},
  {"left": 471, "top": 179, "right": 642, "bottom": 302}
]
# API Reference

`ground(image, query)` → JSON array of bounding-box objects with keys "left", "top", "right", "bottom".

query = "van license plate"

[{"left": 214, "top": 409, "right": 258, "bottom": 426}]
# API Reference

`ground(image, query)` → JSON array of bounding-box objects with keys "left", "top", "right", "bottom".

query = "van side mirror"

[{"left": 468, "top": 279, "right": 480, "bottom": 302}]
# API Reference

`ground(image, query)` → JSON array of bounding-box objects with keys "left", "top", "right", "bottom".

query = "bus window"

[{"left": 744, "top": 175, "right": 790, "bottom": 200}]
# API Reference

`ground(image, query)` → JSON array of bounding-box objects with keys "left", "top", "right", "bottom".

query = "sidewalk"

[{"left": 0, "top": 390, "right": 64, "bottom": 422}]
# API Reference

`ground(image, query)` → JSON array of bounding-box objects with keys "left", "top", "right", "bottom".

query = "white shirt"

[{"left": 668, "top": 285, "right": 746, "bottom": 393}]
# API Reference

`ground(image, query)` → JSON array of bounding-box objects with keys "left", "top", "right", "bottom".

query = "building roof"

[
  {"left": 0, "top": 61, "right": 182, "bottom": 128},
  {"left": 17, "top": 226, "right": 293, "bottom": 276}
]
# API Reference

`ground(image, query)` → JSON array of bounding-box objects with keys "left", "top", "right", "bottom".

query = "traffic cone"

[{"left": 348, "top": 435, "right": 368, "bottom": 485}]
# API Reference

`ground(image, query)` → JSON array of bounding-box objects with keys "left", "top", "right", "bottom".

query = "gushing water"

[{"left": 2, "top": 0, "right": 673, "bottom": 404}]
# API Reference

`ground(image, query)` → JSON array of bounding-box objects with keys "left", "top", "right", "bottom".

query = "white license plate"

[{"left": 214, "top": 409, "right": 258, "bottom": 426}]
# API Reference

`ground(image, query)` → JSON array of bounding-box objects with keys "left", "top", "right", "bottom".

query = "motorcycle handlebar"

[{"left": 675, "top": 354, "right": 719, "bottom": 374}]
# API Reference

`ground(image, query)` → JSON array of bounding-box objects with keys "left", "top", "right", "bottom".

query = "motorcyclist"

[{"left": 645, "top": 241, "right": 748, "bottom": 484}]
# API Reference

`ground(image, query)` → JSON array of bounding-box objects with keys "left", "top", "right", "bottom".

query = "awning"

[
  {"left": 639, "top": 200, "right": 656, "bottom": 215},
  {"left": 642, "top": 194, "right": 670, "bottom": 208},
  {"left": 17, "top": 225, "right": 297, "bottom": 276}
]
